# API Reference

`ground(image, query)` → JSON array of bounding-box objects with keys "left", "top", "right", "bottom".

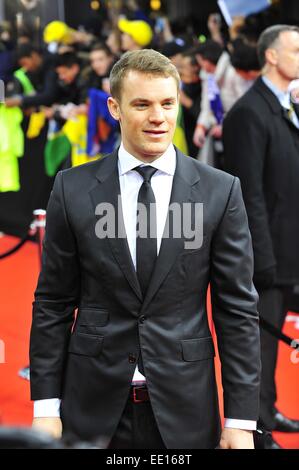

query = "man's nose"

[{"left": 148, "top": 107, "right": 165, "bottom": 123}]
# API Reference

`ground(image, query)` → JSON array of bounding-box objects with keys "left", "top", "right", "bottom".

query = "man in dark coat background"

[{"left": 224, "top": 25, "right": 299, "bottom": 449}]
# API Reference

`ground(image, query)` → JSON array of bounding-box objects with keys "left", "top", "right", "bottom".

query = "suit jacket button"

[
  {"left": 139, "top": 316, "right": 146, "bottom": 324},
  {"left": 129, "top": 354, "right": 137, "bottom": 364}
]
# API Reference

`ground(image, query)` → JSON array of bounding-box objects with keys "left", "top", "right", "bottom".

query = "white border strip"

[{"left": 218, "top": 0, "right": 233, "bottom": 26}]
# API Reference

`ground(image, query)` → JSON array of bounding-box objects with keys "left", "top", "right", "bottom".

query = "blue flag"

[
  {"left": 207, "top": 75, "right": 224, "bottom": 125},
  {"left": 218, "top": 0, "right": 271, "bottom": 25},
  {"left": 87, "top": 89, "right": 119, "bottom": 157}
]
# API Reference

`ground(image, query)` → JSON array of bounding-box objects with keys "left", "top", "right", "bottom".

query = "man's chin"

[{"left": 141, "top": 142, "right": 171, "bottom": 157}]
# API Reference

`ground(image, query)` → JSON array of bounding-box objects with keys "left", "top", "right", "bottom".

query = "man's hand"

[
  {"left": 43, "top": 107, "right": 55, "bottom": 120},
  {"left": 229, "top": 16, "right": 246, "bottom": 40},
  {"left": 219, "top": 428, "right": 254, "bottom": 449},
  {"left": 5, "top": 96, "right": 22, "bottom": 108},
  {"left": 193, "top": 124, "right": 206, "bottom": 148},
  {"left": 209, "top": 124, "right": 223, "bottom": 139},
  {"left": 32, "top": 417, "right": 63, "bottom": 440}
]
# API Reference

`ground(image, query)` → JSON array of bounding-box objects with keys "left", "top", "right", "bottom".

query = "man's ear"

[
  {"left": 265, "top": 48, "right": 278, "bottom": 66},
  {"left": 107, "top": 96, "right": 121, "bottom": 121}
]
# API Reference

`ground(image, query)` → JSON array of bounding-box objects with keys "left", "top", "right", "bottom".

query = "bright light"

[
  {"left": 91, "top": 0, "right": 100, "bottom": 10},
  {"left": 151, "top": 0, "right": 161, "bottom": 11}
]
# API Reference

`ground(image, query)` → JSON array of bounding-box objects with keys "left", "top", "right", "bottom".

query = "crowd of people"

[
  {"left": 0, "top": 4, "right": 267, "bottom": 188},
  {"left": 1, "top": 1, "right": 299, "bottom": 450}
]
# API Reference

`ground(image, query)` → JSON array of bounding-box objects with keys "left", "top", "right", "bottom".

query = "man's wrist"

[
  {"left": 34, "top": 399, "right": 61, "bottom": 418},
  {"left": 196, "top": 123, "right": 206, "bottom": 132},
  {"left": 224, "top": 418, "right": 257, "bottom": 431}
]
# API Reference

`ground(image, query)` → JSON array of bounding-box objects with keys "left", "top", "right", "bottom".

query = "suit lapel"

[
  {"left": 255, "top": 77, "right": 299, "bottom": 131},
  {"left": 89, "top": 151, "right": 143, "bottom": 302},
  {"left": 141, "top": 150, "right": 200, "bottom": 312},
  {"left": 282, "top": 107, "right": 299, "bottom": 130}
]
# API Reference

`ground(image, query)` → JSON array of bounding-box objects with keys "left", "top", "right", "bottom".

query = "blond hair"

[{"left": 109, "top": 49, "right": 180, "bottom": 101}]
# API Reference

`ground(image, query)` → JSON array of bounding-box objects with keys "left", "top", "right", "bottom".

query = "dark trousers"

[
  {"left": 108, "top": 394, "right": 166, "bottom": 449},
  {"left": 258, "top": 286, "right": 292, "bottom": 430}
]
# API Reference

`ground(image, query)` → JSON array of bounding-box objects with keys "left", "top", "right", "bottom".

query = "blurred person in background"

[
  {"left": 192, "top": 40, "right": 232, "bottom": 168},
  {"left": 193, "top": 38, "right": 259, "bottom": 168},
  {"left": 106, "top": 29, "right": 122, "bottom": 58},
  {"left": 43, "top": 52, "right": 88, "bottom": 121},
  {"left": 17, "top": 27, "right": 34, "bottom": 46},
  {"left": 229, "top": 37, "right": 261, "bottom": 94},
  {"left": 207, "top": 13, "right": 225, "bottom": 46},
  {"left": 5, "top": 44, "right": 59, "bottom": 109},
  {"left": 61, "top": 43, "right": 116, "bottom": 117},
  {"left": 55, "top": 52, "right": 85, "bottom": 100},
  {"left": 160, "top": 38, "right": 191, "bottom": 156},
  {"left": 118, "top": 18, "right": 153, "bottom": 51},
  {"left": 43, "top": 21, "right": 95, "bottom": 55},
  {"left": 179, "top": 49, "right": 202, "bottom": 158},
  {"left": 223, "top": 25, "right": 299, "bottom": 448},
  {"left": 86, "top": 43, "right": 115, "bottom": 95},
  {"left": 0, "top": 22, "right": 14, "bottom": 83},
  {"left": 161, "top": 38, "right": 189, "bottom": 70}
]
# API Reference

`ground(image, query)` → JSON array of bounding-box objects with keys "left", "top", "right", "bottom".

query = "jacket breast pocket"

[
  {"left": 181, "top": 337, "right": 215, "bottom": 362},
  {"left": 68, "top": 333, "right": 104, "bottom": 357},
  {"left": 76, "top": 308, "right": 109, "bottom": 334}
]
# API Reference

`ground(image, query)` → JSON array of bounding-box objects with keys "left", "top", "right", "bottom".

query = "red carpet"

[{"left": 0, "top": 234, "right": 298, "bottom": 448}]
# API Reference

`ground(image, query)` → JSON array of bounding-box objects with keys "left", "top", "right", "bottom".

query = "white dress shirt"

[
  {"left": 262, "top": 75, "right": 299, "bottom": 129},
  {"left": 34, "top": 143, "right": 256, "bottom": 431}
]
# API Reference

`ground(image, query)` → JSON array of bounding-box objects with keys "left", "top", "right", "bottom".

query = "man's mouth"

[{"left": 143, "top": 130, "right": 167, "bottom": 135}]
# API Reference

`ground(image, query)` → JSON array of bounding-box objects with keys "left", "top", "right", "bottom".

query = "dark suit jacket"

[
  {"left": 29, "top": 148, "right": 260, "bottom": 449},
  {"left": 223, "top": 77, "right": 299, "bottom": 285}
]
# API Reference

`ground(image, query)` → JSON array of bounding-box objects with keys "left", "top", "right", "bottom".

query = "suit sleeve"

[
  {"left": 210, "top": 177, "right": 261, "bottom": 421},
  {"left": 223, "top": 106, "right": 276, "bottom": 274},
  {"left": 29, "top": 171, "right": 80, "bottom": 400}
]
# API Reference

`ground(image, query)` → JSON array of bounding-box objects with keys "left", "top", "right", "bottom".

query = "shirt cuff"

[
  {"left": 224, "top": 419, "right": 257, "bottom": 431},
  {"left": 34, "top": 399, "right": 61, "bottom": 418}
]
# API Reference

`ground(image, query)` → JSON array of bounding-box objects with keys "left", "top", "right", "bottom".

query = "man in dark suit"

[
  {"left": 30, "top": 49, "right": 260, "bottom": 449},
  {"left": 223, "top": 25, "right": 299, "bottom": 449}
]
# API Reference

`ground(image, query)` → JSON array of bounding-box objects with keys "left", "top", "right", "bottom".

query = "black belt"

[{"left": 130, "top": 385, "right": 150, "bottom": 403}]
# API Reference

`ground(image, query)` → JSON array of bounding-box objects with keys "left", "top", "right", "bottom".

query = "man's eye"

[{"left": 136, "top": 103, "right": 147, "bottom": 108}]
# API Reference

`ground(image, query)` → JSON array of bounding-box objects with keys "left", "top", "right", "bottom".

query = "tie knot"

[{"left": 134, "top": 166, "right": 157, "bottom": 183}]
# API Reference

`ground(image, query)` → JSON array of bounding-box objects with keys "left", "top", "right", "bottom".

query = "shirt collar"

[
  {"left": 262, "top": 76, "right": 291, "bottom": 110},
  {"left": 118, "top": 142, "right": 176, "bottom": 176}
]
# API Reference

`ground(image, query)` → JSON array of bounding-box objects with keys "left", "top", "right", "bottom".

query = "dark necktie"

[
  {"left": 134, "top": 165, "right": 158, "bottom": 376},
  {"left": 135, "top": 166, "right": 158, "bottom": 296}
]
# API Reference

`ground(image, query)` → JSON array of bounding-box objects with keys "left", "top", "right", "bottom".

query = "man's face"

[
  {"left": 19, "top": 52, "right": 41, "bottom": 72},
  {"left": 196, "top": 55, "right": 215, "bottom": 74},
  {"left": 121, "top": 33, "right": 140, "bottom": 51},
  {"left": 90, "top": 50, "right": 113, "bottom": 77},
  {"left": 179, "top": 56, "right": 200, "bottom": 84},
  {"left": 170, "top": 53, "right": 184, "bottom": 69},
  {"left": 108, "top": 70, "right": 179, "bottom": 162},
  {"left": 272, "top": 31, "right": 299, "bottom": 81},
  {"left": 56, "top": 64, "right": 79, "bottom": 84}
]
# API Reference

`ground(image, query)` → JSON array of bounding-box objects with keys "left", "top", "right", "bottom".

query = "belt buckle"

[{"left": 132, "top": 386, "right": 146, "bottom": 403}]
